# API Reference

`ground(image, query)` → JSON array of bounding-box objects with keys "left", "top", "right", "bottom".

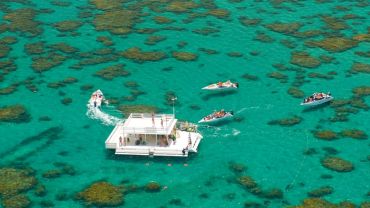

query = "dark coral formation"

[
  {"left": 237, "top": 176, "right": 257, "bottom": 189},
  {"left": 31, "top": 53, "right": 66, "bottom": 73},
  {"left": 2, "top": 194, "right": 31, "bottom": 208},
  {"left": 254, "top": 32, "right": 275, "bottom": 43},
  {"left": 228, "top": 162, "right": 246, "bottom": 174},
  {"left": 290, "top": 51, "right": 321, "bottom": 68},
  {"left": 313, "top": 130, "right": 338, "bottom": 140},
  {"left": 76, "top": 182, "right": 123, "bottom": 207},
  {"left": 288, "top": 87, "right": 304, "bottom": 98},
  {"left": 145, "top": 35, "right": 166, "bottom": 45},
  {"left": 121, "top": 47, "right": 166, "bottom": 63},
  {"left": 43, "top": 163, "right": 76, "bottom": 179},
  {"left": 239, "top": 16, "right": 261, "bottom": 26},
  {"left": 350, "top": 62, "right": 370, "bottom": 74},
  {"left": 340, "top": 129, "right": 368, "bottom": 140},
  {"left": 42, "top": 170, "right": 62, "bottom": 179},
  {"left": 265, "top": 22, "right": 301, "bottom": 34},
  {"left": 166, "top": 1, "right": 198, "bottom": 13},
  {"left": 268, "top": 115, "right": 302, "bottom": 126},
  {"left": 291, "top": 198, "right": 356, "bottom": 208},
  {"left": 0, "top": 85, "right": 17, "bottom": 95},
  {"left": 0, "top": 45, "right": 11, "bottom": 58},
  {"left": 267, "top": 71, "right": 288, "bottom": 83},
  {"left": 54, "top": 20, "right": 82, "bottom": 32},
  {"left": 241, "top": 73, "right": 259, "bottom": 81},
  {"left": 262, "top": 188, "right": 283, "bottom": 199},
  {"left": 207, "top": 9, "right": 230, "bottom": 19},
  {"left": 227, "top": 52, "right": 243, "bottom": 57},
  {"left": 321, "top": 16, "right": 348, "bottom": 31},
  {"left": 145, "top": 181, "right": 161, "bottom": 192},
  {"left": 193, "top": 27, "right": 220, "bottom": 36},
  {"left": 97, "top": 36, "right": 114, "bottom": 46},
  {"left": 25, "top": 42, "right": 45, "bottom": 55},
  {"left": 307, "top": 72, "right": 334, "bottom": 80},
  {"left": 34, "top": 184, "right": 46, "bottom": 197},
  {"left": 0, "top": 168, "right": 37, "bottom": 199},
  {"left": 61, "top": 98, "right": 72, "bottom": 105},
  {"left": 92, "top": 3, "right": 139, "bottom": 35},
  {"left": 153, "top": 16, "right": 174, "bottom": 24},
  {"left": 50, "top": 43, "right": 78, "bottom": 54},
  {"left": 307, "top": 186, "right": 333, "bottom": 197},
  {"left": 352, "top": 86, "right": 370, "bottom": 98},
  {"left": 305, "top": 37, "right": 358, "bottom": 52},
  {"left": 321, "top": 156, "right": 354, "bottom": 172},
  {"left": 322, "top": 147, "right": 339, "bottom": 155},
  {"left": 0, "top": 105, "right": 30, "bottom": 123},
  {"left": 95, "top": 64, "right": 130, "bottom": 80},
  {"left": 172, "top": 51, "right": 198, "bottom": 61},
  {"left": 3, "top": 8, "right": 42, "bottom": 36},
  {"left": 124, "top": 81, "right": 139, "bottom": 89}
]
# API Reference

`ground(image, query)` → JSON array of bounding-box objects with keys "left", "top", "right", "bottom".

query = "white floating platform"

[{"left": 105, "top": 113, "right": 202, "bottom": 157}]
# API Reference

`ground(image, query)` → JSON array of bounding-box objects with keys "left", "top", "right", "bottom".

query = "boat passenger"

[{"left": 218, "top": 82, "right": 223, "bottom": 87}]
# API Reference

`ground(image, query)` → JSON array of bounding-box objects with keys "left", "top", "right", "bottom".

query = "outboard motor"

[
  {"left": 235, "top": 82, "right": 239, "bottom": 88},
  {"left": 94, "top": 101, "right": 97, "bottom": 107},
  {"left": 230, "top": 111, "right": 234, "bottom": 115}
]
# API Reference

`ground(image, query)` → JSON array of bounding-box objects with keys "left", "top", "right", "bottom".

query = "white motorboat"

[
  {"left": 300, "top": 92, "right": 333, "bottom": 106},
  {"left": 198, "top": 110, "right": 234, "bottom": 123},
  {"left": 89, "top": 89, "right": 107, "bottom": 108},
  {"left": 202, "top": 80, "right": 239, "bottom": 90}
]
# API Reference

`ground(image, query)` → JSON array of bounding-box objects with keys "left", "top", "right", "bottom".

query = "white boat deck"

[{"left": 105, "top": 113, "right": 202, "bottom": 157}]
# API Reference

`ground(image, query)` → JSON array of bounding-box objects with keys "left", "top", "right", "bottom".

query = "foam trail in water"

[
  {"left": 199, "top": 124, "right": 241, "bottom": 138},
  {"left": 86, "top": 105, "right": 122, "bottom": 126},
  {"left": 236, "top": 107, "right": 248, "bottom": 114},
  {"left": 232, "top": 128, "right": 240, "bottom": 136}
]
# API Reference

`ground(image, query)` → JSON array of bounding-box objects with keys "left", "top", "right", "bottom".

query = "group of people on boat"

[
  {"left": 89, "top": 90, "right": 107, "bottom": 108},
  {"left": 217, "top": 80, "right": 238, "bottom": 88},
  {"left": 202, "top": 80, "right": 239, "bottom": 90},
  {"left": 204, "top": 109, "right": 227, "bottom": 121},
  {"left": 302, "top": 92, "right": 330, "bottom": 103}
]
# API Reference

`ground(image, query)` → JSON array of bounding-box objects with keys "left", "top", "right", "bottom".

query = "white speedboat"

[
  {"left": 89, "top": 89, "right": 107, "bottom": 108},
  {"left": 198, "top": 110, "right": 234, "bottom": 123},
  {"left": 202, "top": 80, "right": 238, "bottom": 90},
  {"left": 300, "top": 92, "right": 333, "bottom": 106}
]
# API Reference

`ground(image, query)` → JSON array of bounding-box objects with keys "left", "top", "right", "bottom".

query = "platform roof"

[{"left": 122, "top": 113, "right": 177, "bottom": 135}]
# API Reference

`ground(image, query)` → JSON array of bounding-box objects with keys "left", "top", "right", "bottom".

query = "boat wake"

[
  {"left": 86, "top": 105, "right": 122, "bottom": 126},
  {"left": 199, "top": 125, "right": 241, "bottom": 138}
]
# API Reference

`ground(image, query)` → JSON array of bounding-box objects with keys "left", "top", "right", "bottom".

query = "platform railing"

[{"left": 122, "top": 116, "right": 176, "bottom": 134}]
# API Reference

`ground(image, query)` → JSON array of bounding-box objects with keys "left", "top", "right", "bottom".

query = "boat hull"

[
  {"left": 198, "top": 114, "right": 233, "bottom": 123},
  {"left": 202, "top": 85, "right": 237, "bottom": 91},
  {"left": 300, "top": 96, "right": 333, "bottom": 106}
]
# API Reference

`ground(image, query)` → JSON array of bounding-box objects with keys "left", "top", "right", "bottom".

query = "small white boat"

[
  {"left": 89, "top": 89, "right": 108, "bottom": 108},
  {"left": 198, "top": 110, "right": 234, "bottom": 123},
  {"left": 300, "top": 92, "right": 333, "bottom": 106},
  {"left": 202, "top": 80, "right": 239, "bottom": 91}
]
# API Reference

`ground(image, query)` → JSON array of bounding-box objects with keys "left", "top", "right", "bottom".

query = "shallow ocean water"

[{"left": 0, "top": 0, "right": 369, "bottom": 207}]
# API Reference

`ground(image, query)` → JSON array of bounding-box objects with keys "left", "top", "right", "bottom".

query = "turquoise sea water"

[{"left": 0, "top": 0, "right": 369, "bottom": 207}]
